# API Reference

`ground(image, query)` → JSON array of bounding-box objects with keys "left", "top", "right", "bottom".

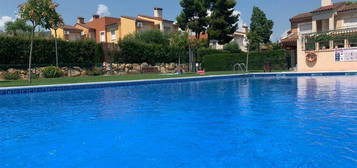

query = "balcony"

[{"left": 301, "top": 27, "right": 357, "bottom": 51}]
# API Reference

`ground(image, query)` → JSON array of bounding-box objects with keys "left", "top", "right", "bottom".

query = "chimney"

[
  {"left": 77, "top": 17, "right": 85, "bottom": 24},
  {"left": 154, "top": 7, "right": 163, "bottom": 18},
  {"left": 242, "top": 25, "right": 249, "bottom": 34},
  {"left": 321, "top": 0, "right": 332, "bottom": 7},
  {"left": 92, "top": 14, "right": 100, "bottom": 20}
]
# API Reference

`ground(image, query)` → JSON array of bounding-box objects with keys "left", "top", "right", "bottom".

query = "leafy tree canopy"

[
  {"left": 5, "top": 19, "right": 32, "bottom": 36},
  {"left": 248, "top": 6, "right": 274, "bottom": 51},
  {"left": 208, "top": 0, "right": 239, "bottom": 45},
  {"left": 177, "top": 0, "right": 210, "bottom": 39}
]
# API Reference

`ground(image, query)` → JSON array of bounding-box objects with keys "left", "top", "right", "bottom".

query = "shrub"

[
  {"left": 119, "top": 39, "right": 186, "bottom": 64},
  {"left": 202, "top": 49, "right": 287, "bottom": 71},
  {"left": 2, "top": 71, "right": 20, "bottom": 80},
  {"left": 197, "top": 48, "right": 229, "bottom": 62},
  {"left": 223, "top": 42, "right": 242, "bottom": 53},
  {"left": 87, "top": 69, "right": 102, "bottom": 76},
  {"left": 42, "top": 66, "right": 63, "bottom": 78},
  {"left": 0, "top": 35, "right": 103, "bottom": 70}
]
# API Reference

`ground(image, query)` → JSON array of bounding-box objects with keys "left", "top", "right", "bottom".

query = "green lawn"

[
  {"left": 0, "top": 71, "right": 249, "bottom": 88},
  {"left": 0, "top": 70, "right": 286, "bottom": 88}
]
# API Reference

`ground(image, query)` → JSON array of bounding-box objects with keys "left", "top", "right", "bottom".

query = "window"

[
  {"left": 137, "top": 22, "right": 143, "bottom": 28},
  {"left": 111, "top": 30, "right": 116, "bottom": 40},
  {"left": 305, "top": 39, "right": 315, "bottom": 51},
  {"left": 319, "top": 41, "right": 330, "bottom": 50},
  {"left": 333, "top": 39, "right": 345, "bottom": 49},
  {"left": 64, "top": 30, "right": 70, "bottom": 35},
  {"left": 298, "top": 22, "right": 312, "bottom": 34},
  {"left": 100, "top": 31, "right": 105, "bottom": 42},
  {"left": 344, "top": 17, "right": 357, "bottom": 28},
  {"left": 349, "top": 39, "right": 357, "bottom": 48}
]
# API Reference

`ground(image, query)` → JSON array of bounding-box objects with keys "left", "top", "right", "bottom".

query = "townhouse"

[
  {"left": 51, "top": 8, "right": 177, "bottom": 43},
  {"left": 281, "top": 0, "right": 357, "bottom": 71}
]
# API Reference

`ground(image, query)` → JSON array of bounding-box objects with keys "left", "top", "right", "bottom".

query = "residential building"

[
  {"left": 51, "top": 25, "right": 82, "bottom": 41},
  {"left": 51, "top": 8, "right": 177, "bottom": 43},
  {"left": 209, "top": 26, "right": 249, "bottom": 52},
  {"left": 86, "top": 15, "right": 120, "bottom": 43},
  {"left": 281, "top": 0, "right": 357, "bottom": 71},
  {"left": 74, "top": 17, "right": 96, "bottom": 41}
]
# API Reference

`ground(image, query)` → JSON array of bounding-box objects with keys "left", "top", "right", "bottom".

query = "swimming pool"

[{"left": 1, "top": 75, "right": 357, "bottom": 167}]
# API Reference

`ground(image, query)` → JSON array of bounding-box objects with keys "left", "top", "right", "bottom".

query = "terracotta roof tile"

[
  {"left": 281, "top": 32, "right": 298, "bottom": 44},
  {"left": 75, "top": 23, "right": 95, "bottom": 30},
  {"left": 338, "top": 3, "right": 357, "bottom": 12},
  {"left": 62, "top": 25, "right": 82, "bottom": 32},
  {"left": 138, "top": 15, "right": 174, "bottom": 22},
  {"left": 311, "top": 2, "right": 345, "bottom": 13},
  {"left": 290, "top": 12, "right": 312, "bottom": 22},
  {"left": 121, "top": 16, "right": 155, "bottom": 23}
]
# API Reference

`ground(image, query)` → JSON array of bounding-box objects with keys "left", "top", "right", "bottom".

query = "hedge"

[
  {"left": 202, "top": 50, "right": 287, "bottom": 71},
  {"left": 0, "top": 36, "right": 102, "bottom": 70},
  {"left": 119, "top": 40, "right": 187, "bottom": 65}
]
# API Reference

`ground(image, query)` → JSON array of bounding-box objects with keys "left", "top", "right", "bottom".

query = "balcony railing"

[{"left": 301, "top": 27, "right": 357, "bottom": 51}]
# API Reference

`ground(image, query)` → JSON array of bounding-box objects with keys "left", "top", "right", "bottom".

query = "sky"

[{"left": 0, "top": 0, "right": 350, "bottom": 41}]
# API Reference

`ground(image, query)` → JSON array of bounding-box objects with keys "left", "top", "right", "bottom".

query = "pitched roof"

[
  {"left": 137, "top": 15, "right": 174, "bottom": 22},
  {"left": 311, "top": 2, "right": 345, "bottom": 13},
  {"left": 338, "top": 3, "right": 357, "bottom": 12},
  {"left": 121, "top": 16, "right": 155, "bottom": 23},
  {"left": 75, "top": 23, "right": 95, "bottom": 31},
  {"left": 281, "top": 32, "right": 298, "bottom": 44},
  {"left": 290, "top": 12, "right": 313, "bottom": 22},
  {"left": 62, "top": 25, "right": 82, "bottom": 32}
]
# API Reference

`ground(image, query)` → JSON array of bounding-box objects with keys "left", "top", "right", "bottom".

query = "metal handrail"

[{"left": 233, "top": 63, "right": 247, "bottom": 72}]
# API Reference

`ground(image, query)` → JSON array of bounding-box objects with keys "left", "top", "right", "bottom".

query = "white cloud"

[
  {"left": 96, "top": 4, "right": 111, "bottom": 17},
  {"left": 0, "top": 16, "right": 14, "bottom": 31},
  {"left": 234, "top": 10, "right": 248, "bottom": 32}
]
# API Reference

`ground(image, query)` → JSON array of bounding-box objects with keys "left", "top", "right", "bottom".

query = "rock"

[
  {"left": 133, "top": 64, "right": 141, "bottom": 71},
  {"left": 7, "top": 68, "right": 16, "bottom": 73},
  {"left": 160, "top": 67, "right": 166, "bottom": 73},
  {"left": 68, "top": 69, "right": 81, "bottom": 77},
  {"left": 141, "top": 62, "right": 149, "bottom": 68},
  {"left": 168, "top": 63, "right": 176, "bottom": 70},
  {"left": 128, "top": 70, "right": 140, "bottom": 74}
]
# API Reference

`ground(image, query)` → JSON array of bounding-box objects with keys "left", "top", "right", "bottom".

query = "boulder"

[
  {"left": 133, "top": 64, "right": 141, "bottom": 71},
  {"left": 168, "top": 63, "right": 176, "bottom": 70},
  {"left": 7, "top": 68, "right": 17, "bottom": 73},
  {"left": 141, "top": 62, "right": 149, "bottom": 68},
  {"left": 68, "top": 69, "right": 81, "bottom": 77}
]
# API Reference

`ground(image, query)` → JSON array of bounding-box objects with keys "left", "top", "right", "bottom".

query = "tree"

[
  {"left": 128, "top": 30, "right": 170, "bottom": 45},
  {"left": 42, "top": 0, "right": 63, "bottom": 67},
  {"left": 207, "top": 0, "right": 239, "bottom": 45},
  {"left": 4, "top": 19, "right": 32, "bottom": 36},
  {"left": 19, "top": 0, "right": 47, "bottom": 82},
  {"left": 18, "top": 0, "right": 60, "bottom": 82},
  {"left": 247, "top": 7, "right": 274, "bottom": 51},
  {"left": 177, "top": 0, "right": 209, "bottom": 39},
  {"left": 223, "top": 41, "right": 241, "bottom": 53}
]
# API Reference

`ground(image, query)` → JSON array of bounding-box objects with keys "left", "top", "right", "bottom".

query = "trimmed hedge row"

[
  {"left": 118, "top": 40, "right": 187, "bottom": 65},
  {"left": 0, "top": 36, "right": 102, "bottom": 70},
  {"left": 202, "top": 50, "right": 287, "bottom": 71}
]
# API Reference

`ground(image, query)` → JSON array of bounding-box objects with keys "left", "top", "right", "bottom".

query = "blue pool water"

[{"left": 1, "top": 76, "right": 357, "bottom": 167}]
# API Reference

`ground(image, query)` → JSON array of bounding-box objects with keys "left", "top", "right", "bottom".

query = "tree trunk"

[
  {"left": 55, "top": 29, "right": 58, "bottom": 67},
  {"left": 28, "top": 27, "right": 35, "bottom": 83}
]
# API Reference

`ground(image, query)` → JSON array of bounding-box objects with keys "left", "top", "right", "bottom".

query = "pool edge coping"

[{"left": 1, "top": 71, "right": 357, "bottom": 94}]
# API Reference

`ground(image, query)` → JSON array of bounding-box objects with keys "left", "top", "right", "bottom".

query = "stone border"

[{"left": 1, "top": 71, "right": 357, "bottom": 95}]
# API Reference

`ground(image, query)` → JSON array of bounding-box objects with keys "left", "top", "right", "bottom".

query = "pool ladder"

[{"left": 233, "top": 63, "right": 247, "bottom": 73}]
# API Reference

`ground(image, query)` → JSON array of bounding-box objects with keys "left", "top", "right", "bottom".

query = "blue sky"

[{"left": 0, "top": 0, "right": 349, "bottom": 41}]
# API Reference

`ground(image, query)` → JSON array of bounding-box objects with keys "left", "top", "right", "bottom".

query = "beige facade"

[
  {"left": 282, "top": 0, "right": 357, "bottom": 72},
  {"left": 51, "top": 25, "right": 82, "bottom": 41},
  {"left": 51, "top": 8, "right": 177, "bottom": 43}
]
